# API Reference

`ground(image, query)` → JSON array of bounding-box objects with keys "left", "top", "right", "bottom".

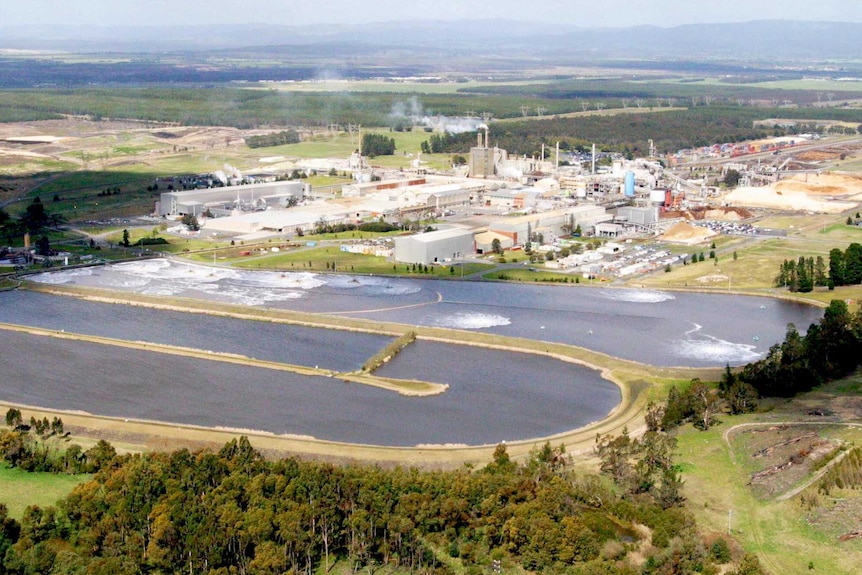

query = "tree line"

[
  {"left": 0, "top": 426, "right": 767, "bottom": 575},
  {"left": 245, "top": 130, "right": 301, "bottom": 149},
  {"left": 775, "top": 242, "right": 862, "bottom": 292},
  {"left": 1, "top": 410, "right": 116, "bottom": 475},
  {"left": 0, "top": 197, "right": 64, "bottom": 255},
  {"left": 741, "top": 299, "right": 861, "bottom": 397}
]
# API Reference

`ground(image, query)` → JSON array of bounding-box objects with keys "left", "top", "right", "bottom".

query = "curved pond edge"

[{"left": 8, "top": 281, "right": 728, "bottom": 466}]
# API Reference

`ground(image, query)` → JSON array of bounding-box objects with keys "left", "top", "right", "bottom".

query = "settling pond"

[
  {"left": 0, "top": 259, "right": 823, "bottom": 446},
  {"left": 28, "top": 259, "right": 823, "bottom": 368}
]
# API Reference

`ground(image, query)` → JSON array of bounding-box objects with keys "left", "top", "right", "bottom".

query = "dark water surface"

[
  {"left": 0, "top": 290, "right": 391, "bottom": 372},
  {"left": 0, "top": 330, "right": 614, "bottom": 446},
  {"left": 27, "top": 259, "right": 824, "bottom": 367},
  {"left": 0, "top": 260, "right": 825, "bottom": 445}
]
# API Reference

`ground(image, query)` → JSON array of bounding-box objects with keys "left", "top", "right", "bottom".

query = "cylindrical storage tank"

[
  {"left": 624, "top": 171, "right": 635, "bottom": 197},
  {"left": 649, "top": 188, "right": 666, "bottom": 204}
]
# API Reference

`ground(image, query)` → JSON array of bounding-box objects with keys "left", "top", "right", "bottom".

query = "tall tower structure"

[{"left": 469, "top": 125, "right": 494, "bottom": 178}]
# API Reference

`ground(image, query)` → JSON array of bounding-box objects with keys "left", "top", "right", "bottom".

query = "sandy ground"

[{"left": 723, "top": 173, "right": 862, "bottom": 213}]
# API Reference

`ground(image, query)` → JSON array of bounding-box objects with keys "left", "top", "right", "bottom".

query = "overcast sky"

[{"left": 1, "top": 0, "right": 860, "bottom": 28}]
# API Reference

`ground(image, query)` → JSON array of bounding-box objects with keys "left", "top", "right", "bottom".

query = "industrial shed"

[
  {"left": 489, "top": 205, "right": 609, "bottom": 245},
  {"left": 474, "top": 231, "right": 514, "bottom": 254},
  {"left": 394, "top": 228, "right": 474, "bottom": 264},
  {"left": 159, "top": 181, "right": 305, "bottom": 216}
]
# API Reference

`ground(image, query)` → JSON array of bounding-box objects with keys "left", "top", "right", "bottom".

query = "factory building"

[
  {"left": 614, "top": 206, "right": 659, "bottom": 229},
  {"left": 473, "top": 231, "right": 514, "bottom": 254},
  {"left": 489, "top": 205, "right": 609, "bottom": 245},
  {"left": 342, "top": 177, "right": 428, "bottom": 198},
  {"left": 158, "top": 181, "right": 305, "bottom": 217},
  {"left": 394, "top": 228, "right": 475, "bottom": 264},
  {"left": 480, "top": 186, "right": 552, "bottom": 209}
]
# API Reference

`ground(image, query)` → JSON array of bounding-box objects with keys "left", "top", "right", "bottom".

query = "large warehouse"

[
  {"left": 158, "top": 181, "right": 305, "bottom": 216},
  {"left": 393, "top": 228, "right": 475, "bottom": 264}
]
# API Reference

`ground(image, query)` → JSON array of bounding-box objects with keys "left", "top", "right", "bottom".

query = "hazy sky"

[{"left": 1, "top": 0, "right": 860, "bottom": 28}]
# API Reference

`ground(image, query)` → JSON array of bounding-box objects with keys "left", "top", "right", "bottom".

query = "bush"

[
  {"left": 711, "top": 538, "right": 731, "bottom": 563},
  {"left": 358, "top": 221, "right": 397, "bottom": 233},
  {"left": 135, "top": 237, "right": 168, "bottom": 246}
]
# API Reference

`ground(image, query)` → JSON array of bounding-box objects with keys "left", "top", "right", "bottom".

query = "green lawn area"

[
  {"left": 639, "top": 213, "right": 862, "bottom": 294},
  {"left": 483, "top": 267, "right": 584, "bottom": 284},
  {"left": 104, "top": 227, "right": 232, "bottom": 254},
  {"left": 229, "top": 245, "right": 493, "bottom": 277},
  {"left": 675, "top": 420, "right": 862, "bottom": 575},
  {"left": 0, "top": 465, "right": 89, "bottom": 519}
]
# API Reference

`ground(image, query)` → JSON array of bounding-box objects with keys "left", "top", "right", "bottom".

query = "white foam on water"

[
  {"left": 215, "top": 286, "right": 305, "bottom": 306},
  {"left": 111, "top": 259, "right": 172, "bottom": 274},
  {"left": 599, "top": 289, "right": 676, "bottom": 303},
  {"left": 324, "top": 275, "right": 422, "bottom": 295},
  {"left": 231, "top": 270, "right": 325, "bottom": 290},
  {"left": 113, "top": 259, "right": 238, "bottom": 283},
  {"left": 104, "top": 276, "right": 150, "bottom": 289},
  {"left": 29, "top": 267, "right": 94, "bottom": 284},
  {"left": 672, "top": 339, "right": 763, "bottom": 363},
  {"left": 434, "top": 312, "right": 511, "bottom": 329},
  {"left": 672, "top": 323, "right": 762, "bottom": 363}
]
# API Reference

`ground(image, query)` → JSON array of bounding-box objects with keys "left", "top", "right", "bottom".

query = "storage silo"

[
  {"left": 624, "top": 171, "right": 636, "bottom": 197},
  {"left": 649, "top": 188, "right": 667, "bottom": 204}
]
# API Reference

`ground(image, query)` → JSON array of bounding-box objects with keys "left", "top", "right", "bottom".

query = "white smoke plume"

[
  {"left": 388, "top": 96, "right": 483, "bottom": 134},
  {"left": 224, "top": 163, "right": 242, "bottom": 180}
]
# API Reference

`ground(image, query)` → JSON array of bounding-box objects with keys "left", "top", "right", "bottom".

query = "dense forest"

[
  {"left": 246, "top": 130, "right": 302, "bottom": 149},
  {"left": 0, "top": 426, "right": 766, "bottom": 575}
]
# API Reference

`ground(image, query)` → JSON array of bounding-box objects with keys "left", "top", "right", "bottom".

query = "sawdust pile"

[
  {"left": 663, "top": 206, "right": 754, "bottom": 221},
  {"left": 723, "top": 173, "right": 862, "bottom": 213},
  {"left": 775, "top": 173, "right": 862, "bottom": 196},
  {"left": 660, "top": 222, "right": 718, "bottom": 244},
  {"left": 795, "top": 150, "right": 841, "bottom": 162}
]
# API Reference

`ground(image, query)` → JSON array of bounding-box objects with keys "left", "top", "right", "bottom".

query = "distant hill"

[{"left": 1, "top": 20, "right": 861, "bottom": 64}]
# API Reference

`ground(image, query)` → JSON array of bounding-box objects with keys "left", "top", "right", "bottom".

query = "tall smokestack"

[{"left": 592, "top": 143, "right": 596, "bottom": 174}]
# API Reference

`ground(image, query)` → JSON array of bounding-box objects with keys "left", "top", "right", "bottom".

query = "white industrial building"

[
  {"left": 489, "top": 205, "right": 610, "bottom": 245},
  {"left": 393, "top": 228, "right": 475, "bottom": 264},
  {"left": 615, "top": 206, "right": 659, "bottom": 228},
  {"left": 480, "top": 186, "right": 551, "bottom": 209},
  {"left": 158, "top": 181, "right": 306, "bottom": 217}
]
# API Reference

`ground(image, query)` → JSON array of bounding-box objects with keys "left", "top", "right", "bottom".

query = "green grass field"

[
  {"left": 675, "top": 373, "right": 862, "bottom": 575},
  {"left": 227, "top": 245, "right": 493, "bottom": 277},
  {"left": 0, "top": 465, "right": 89, "bottom": 519}
]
